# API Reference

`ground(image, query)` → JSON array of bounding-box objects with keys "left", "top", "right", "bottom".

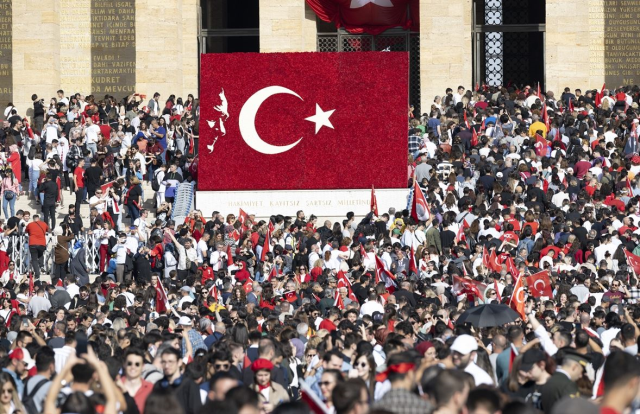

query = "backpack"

[
  {"left": 151, "top": 170, "right": 161, "bottom": 192},
  {"left": 22, "top": 377, "right": 49, "bottom": 414}
]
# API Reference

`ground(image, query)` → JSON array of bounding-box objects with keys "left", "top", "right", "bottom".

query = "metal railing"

[{"left": 8, "top": 232, "right": 104, "bottom": 276}]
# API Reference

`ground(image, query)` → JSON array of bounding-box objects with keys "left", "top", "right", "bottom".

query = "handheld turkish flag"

[
  {"left": 334, "top": 289, "right": 345, "bottom": 310},
  {"left": 374, "top": 255, "right": 397, "bottom": 288},
  {"left": 410, "top": 178, "right": 430, "bottom": 222},
  {"left": 526, "top": 270, "right": 553, "bottom": 298},
  {"left": 471, "top": 127, "right": 478, "bottom": 147},
  {"left": 208, "top": 284, "right": 222, "bottom": 305},
  {"left": 627, "top": 178, "right": 634, "bottom": 195},
  {"left": 509, "top": 274, "right": 526, "bottom": 319},
  {"left": 243, "top": 279, "right": 254, "bottom": 294},
  {"left": 482, "top": 245, "right": 491, "bottom": 270},
  {"left": 5, "top": 300, "right": 19, "bottom": 327},
  {"left": 489, "top": 249, "right": 502, "bottom": 272},
  {"left": 494, "top": 280, "right": 502, "bottom": 302},
  {"left": 101, "top": 181, "right": 114, "bottom": 195},
  {"left": 156, "top": 279, "right": 170, "bottom": 313},
  {"left": 336, "top": 270, "right": 358, "bottom": 302},
  {"left": 199, "top": 52, "right": 408, "bottom": 191},
  {"left": 261, "top": 231, "right": 271, "bottom": 261},
  {"left": 226, "top": 244, "right": 234, "bottom": 267},
  {"left": 238, "top": 208, "right": 250, "bottom": 230},
  {"left": 267, "top": 265, "right": 277, "bottom": 281},
  {"left": 452, "top": 275, "right": 486, "bottom": 302},
  {"left": 455, "top": 221, "right": 469, "bottom": 245},
  {"left": 624, "top": 249, "right": 640, "bottom": 276},
  {"left": 504, "top": 256, "right": 519, "bottom": 278},
  {"left": 370, "top": 185, "right": 379, "bottom": 215},
  {"left": 409, "top": 246, "right": 418, "bottom": 276},
  {"left": 463, "top": 111, "right": 470, "bottom": 129}
]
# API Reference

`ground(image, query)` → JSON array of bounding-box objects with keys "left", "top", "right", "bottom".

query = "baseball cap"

[
  {"left": 9, "top": 348, "right": 35, "bottom": 370},
  {"left": 149, "top": 312, "right": 159, "bottom": 321},
  {"left": 520, "top": 348, "right": 546, "bottom": 371},
  {"left": 178, "top": 316, "right": 192, "bottom": 326},
  {"left": 450, "top": 334, "right": 478, "bottom": 355}
]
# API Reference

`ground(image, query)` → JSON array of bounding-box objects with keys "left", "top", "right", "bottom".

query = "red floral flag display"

[
  {"left": 199, "top": 52, "right": 408, "bottom": 191},
  {"left": 624, "top": 249, "right": 640, "bottom": 276},
  {"left": 526, "top": 270, "right": 553, "bottom": 298}
]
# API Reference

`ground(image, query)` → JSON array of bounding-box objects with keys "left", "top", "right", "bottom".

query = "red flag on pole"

[
  {"left": 452, "top": 275, "right": 487, "bottom": 302},
  {"left": 463, "top": 111, "right": 470, "bottom": 129},
  {"left": 410, "top": 178, "right": 430, "bottom": 222},
  {"left": 509, "top": 275, "right": 526, "bottom": 319},
  {"left": 156, "top": 279, "right": 170, "bottom": 313},
  {"left": 526, "top": 270, "right": 553, "bottom": 297},
  {"left": 238, "top": 208, "right": 250, "bottom": 229},
  {"left": 333, "top": 288, "right": 345, "bottom": 310},
  {"left": 267, "top": 265, "right": 277, "bottom": 281},
  {"left": 208, "top": 284, "right": 221, "bottom": 305},
  {"left": 336, "top": 270, "right": 357, "bottom": 302},
  {"left": 471, "top": 127, "right": 478, "bottom": 147},
  {"left": 261, "top": 231, "right": 270, "bottom": 261},
  {"left": 370, "top": 185, "right": 379, "bottom": 216},
  {"left": 226, "top": 244, "right": 234, "bottom": 267},
  {"left": 243, "top": 278, "right": 254, "bottom": 294},
  {"left": 489, "top": 249, "right": 503, "bottom": 272},
  {"left": 482, "top": 245, "right": 491, "bottom": 271},
  {"left": 409, "top": 246, "right": 418, "bottom": 275},
  {"left": 505, "top": 256, "right": 520, "bottom": 278}
]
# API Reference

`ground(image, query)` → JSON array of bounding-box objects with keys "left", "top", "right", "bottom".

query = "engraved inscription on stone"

[
  {"left": 0, "top": 0, "right": 12, "bottom": 104},
  {"left": 91, "top": 0, "right": 135, "bottom": 98},
  {"left": 604, "top": 0, "right": 640, "bottom": 87}
]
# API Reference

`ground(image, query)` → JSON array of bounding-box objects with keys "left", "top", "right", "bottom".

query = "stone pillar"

[
  {"left": 420, "top": 0, "right": 472, "bottom": 112},
  {"left": 259, "top": 0, "right": 317, "bottom": 53},
  {"left": 545, "top": 0, "right": 604, "bottom": 94},
  {"left": 60, "top": 0, "right": 91, "bottom": 98},
  {"left": 136, "top": 0, "right": 184, "bottom": 100},
  {"left": 182, "top": 0, "right": 199, "bottom": 97},
  {"left": 13, "top": 0, "right": 61, "bottom": 116}
]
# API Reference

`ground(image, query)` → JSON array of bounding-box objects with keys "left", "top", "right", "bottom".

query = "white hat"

[
  {"left": 496, "top": 172, "right": 503, "bottom": 178},
  {"left": 178, "top": 316, "right": 193, "bottom": 326},
  {"left": 149, "top": 312, "right": 159, "bottom": 321},
  {"left": 450, "top": 334, "right": 478, "bottom": 355}
]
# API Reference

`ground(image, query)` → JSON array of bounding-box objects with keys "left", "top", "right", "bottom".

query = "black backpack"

[
  {"left": 22, "top": 377, "right": 49, "bottom": 414},
  {"left": 151, "top": 170, "right": 161, "bottom": 192}
]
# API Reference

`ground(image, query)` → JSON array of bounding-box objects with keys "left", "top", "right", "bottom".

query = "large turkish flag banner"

[{"left": 198, "top": 52, "right": 408, "bottom": 192}]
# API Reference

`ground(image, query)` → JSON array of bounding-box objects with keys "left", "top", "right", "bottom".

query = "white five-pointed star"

[{"left": 305, "top": 104, "right": 335, "bottom": 134}]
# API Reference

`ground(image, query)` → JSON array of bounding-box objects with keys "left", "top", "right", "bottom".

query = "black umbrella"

[{"left": 456, "top": 304, "right": 520, "bottom": 328}]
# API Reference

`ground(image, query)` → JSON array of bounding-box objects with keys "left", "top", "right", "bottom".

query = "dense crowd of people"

[{"left": 0, "top": 83, "right": 638, "bottom": 414}]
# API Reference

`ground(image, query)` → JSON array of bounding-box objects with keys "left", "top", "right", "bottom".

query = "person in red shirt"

[
  {"left": 73, "top": 158, "right": 86, "bottom": 213},
  {"left": 318, "top": 307, "right": 339, "bottom": 332},
  {"left": 199, "top": 262, "right": 214, "bottom": 285},
  {"left": 25, "top": 214, "right": 49, "bottom": 280}
]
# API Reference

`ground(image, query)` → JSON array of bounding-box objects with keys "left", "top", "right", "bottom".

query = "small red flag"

[
  {"left": 510, "top": 275, "right": 526, "bottom": 319},
  {"left": 243, "top": 278, "right": 254, "bottom": 294},
  {"left": 333, "top": 289, "right": 345, "bottom": 310},
  {"left": 482, "top": 245, "right": 491, "bottom": 271},
  {"left": 409, "top": 246, "right": 418, "bottom": 275},
  {"left": 471, "top": 127, "right": 478, "bottom": 147},
  {"left": 238, "top": 208, "right": 250, "bottom": 228},
  {"left": 100, "top": 181, "right": 114, "bottom": 194},
  {"left": 410, "top": 178, "right": 430, "bottom": 222},
  {"left": 374, "top": 255, "right": 397, "bottom": 288},
  {"left": 226, "top": 244, "right": 234, "bottom": 267},
  {"left": 370, "top": 185, "right": 379, "bottom": 216},
  {"left": 261, "top": 231, "right": 270, "bottom": 261},
  {"left": 155, "top": 279, "right": 170, "bottom": 313}
]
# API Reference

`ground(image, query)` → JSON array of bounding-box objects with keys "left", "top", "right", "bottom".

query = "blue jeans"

[
  {"left": 87, "top": 142, "right": 97, "bottom": 157},
  {"left": 29, "top": 168, "right": 39, "bottom": 195},
  {"left": 3, "top": 196, "right": 14, "bottom": 219},
  {"left": 129, "top": 205, "right": 140, "bottom": 221}
]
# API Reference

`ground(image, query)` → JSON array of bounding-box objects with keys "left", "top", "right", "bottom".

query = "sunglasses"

[
  {"left": 126, "top": 361, "right": 141, "bottom": 367},
  {"left": 318, "top": 381, "right": 334, "bottom": 387},
  {"left": 215, "top": 363, "right": 230, "bottom": 370}
]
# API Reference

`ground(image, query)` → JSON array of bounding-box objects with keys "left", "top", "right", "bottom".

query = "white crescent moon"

[
  {"left": 515, "top": 287, "right": 525, "bottom": 303},
  {"left": 239, "top": 86, "right": 304, "bottom": 155},
  {"left": 534, "top": 279, "right": 545, "bottom": 292}
]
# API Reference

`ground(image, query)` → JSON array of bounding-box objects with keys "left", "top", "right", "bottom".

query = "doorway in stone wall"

[{"left": 472, "top": 0, "right": 545, "bottom": 90}]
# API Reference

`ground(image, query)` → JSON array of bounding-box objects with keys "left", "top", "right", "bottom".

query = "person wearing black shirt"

[
  {"left": 62, "top": 207, "right": 84, "bottom": 235},
  {"left": 40, "top": 173, "right": 59, "bottom": 228},
  {"left": 32, "top": 94, "right": 45, "bottom": 133},
  {"left": 84, "top": 158, "right": 103, "bottom": 198}
]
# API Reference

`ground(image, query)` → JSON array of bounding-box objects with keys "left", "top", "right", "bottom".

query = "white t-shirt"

[
  {"left": 84, "top": 124, "right": 101, "bottom": 144},
  {"left": 89, "top": 195, "right": 106, "bottom": 215},
  {"left": 197, "top": 239, "right": 208, "bottom": 264}
]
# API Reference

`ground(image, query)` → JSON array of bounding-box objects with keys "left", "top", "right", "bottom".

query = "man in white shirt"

[
  {"left": 43, "top": 118, "right": 61, "bottom": 145},
  {"left": 360, "top": 292, "right": 384, "bottom": 316},
  {"left": 450, "top": 334, "right": 494, "bottom": 386},
  {"left": 209, "top": 243, "right": 227, "bottom": 271},
  {"left": 89, "top": 188, "right": 107, "bottom": 215},
  {"left": 133, "top": 209, "right": 150, "bottom": 244},
  {"left": 452, "top": 86, "right": 465, "bottom": 105},
  {"left": 81, "top": 117, "right": 101, "bottom": 156},
  {"left": 65, "top": 275, "right": 80, "bottom": 299},
  {"left": 197, "top": 232, "right": 210, "bottom": 265}
]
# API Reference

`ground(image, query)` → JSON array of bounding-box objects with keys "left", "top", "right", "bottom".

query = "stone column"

[
  {"left": 60, "top": 0, "right": 91, "bottom": 97},
  {"left": 182, "top": 0, "right": 199, "bottom": 97},
  {"left": 259, "top": 0, "right": 317, "bottom": 53},
  {"left": 420, "top": 0, "right": 472, "bottom": 112},
  {"left": 545, "top": 0, "right": 604, "bottom": 94},
  {"left": 13, "top": 0, "right": 61, "bottom": 115}
]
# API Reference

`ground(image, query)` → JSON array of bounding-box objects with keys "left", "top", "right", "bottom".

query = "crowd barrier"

[{"left": 7, "top": 232, "right": 105, "bottom": 277}]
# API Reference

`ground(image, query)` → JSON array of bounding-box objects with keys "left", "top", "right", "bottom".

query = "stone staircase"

[{"left": 12, "top": 181, "right": 157, "bottom": 224}]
